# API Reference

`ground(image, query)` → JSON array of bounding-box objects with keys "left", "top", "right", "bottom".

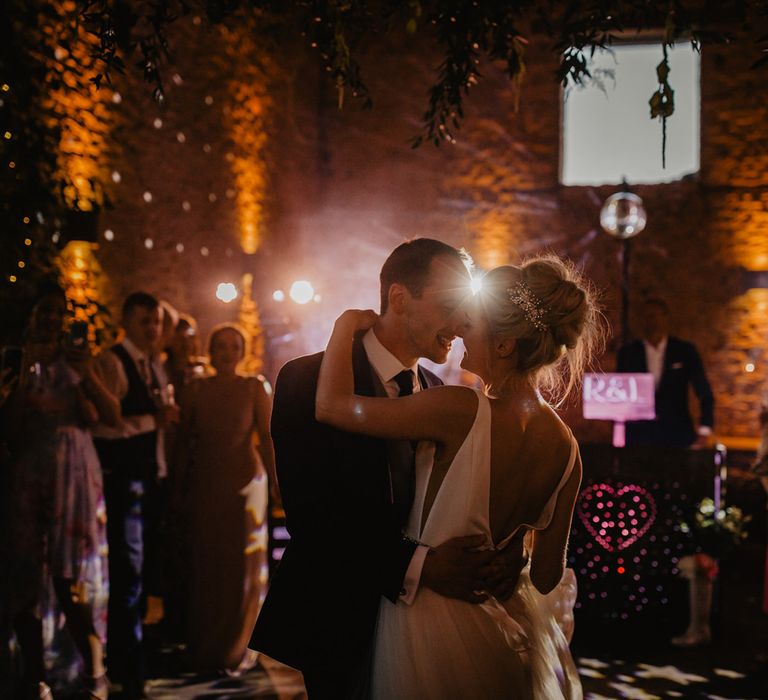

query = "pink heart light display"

[{"left": 577, "top": 483, "right": 657, "bottom": 552}]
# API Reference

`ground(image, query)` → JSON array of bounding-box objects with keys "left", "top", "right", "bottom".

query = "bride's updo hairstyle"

[{"left": 481, "top": 255, "right": 604, "bottom": 404}]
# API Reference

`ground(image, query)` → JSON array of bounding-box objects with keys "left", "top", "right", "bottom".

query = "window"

[{"left": 561, "top": 43, "right": 700, "bottom": 186}]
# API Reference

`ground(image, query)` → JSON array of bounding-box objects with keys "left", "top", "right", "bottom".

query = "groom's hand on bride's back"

[
  {"left": 421, "top": 535, "right": 497, "bottom": 604},
  {"left": 484, "top": 534, "right": 527, "bottom": 602}
]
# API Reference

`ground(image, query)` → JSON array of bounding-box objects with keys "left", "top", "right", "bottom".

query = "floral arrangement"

[{"left": 679, "top": 498, "right": 751, "bottom": 557}]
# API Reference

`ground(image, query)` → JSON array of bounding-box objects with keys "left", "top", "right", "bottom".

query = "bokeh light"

[
  {"left": 289, "top": 280, "right": 314, "bottom": 304},
  {"left": 216, "top": 282, "right": 238, "bottom": 303}
]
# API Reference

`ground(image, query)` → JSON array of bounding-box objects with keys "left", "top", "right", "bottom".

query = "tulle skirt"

[{"left": 372, "top": 567, "right": 581, "bottom": 700}]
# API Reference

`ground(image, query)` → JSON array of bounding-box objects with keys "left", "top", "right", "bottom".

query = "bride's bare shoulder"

[{"left": 525, "top": 405, "right": 575, "bottom": 460}]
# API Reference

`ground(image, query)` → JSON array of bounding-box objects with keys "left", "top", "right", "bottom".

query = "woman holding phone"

[{"left": 1, "top": 284, "right": 119, "bottom": 699}]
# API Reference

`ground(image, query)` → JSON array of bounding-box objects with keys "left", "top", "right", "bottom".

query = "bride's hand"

[{"left": 335, "top": 309, "right": 378, "bottom": 333}]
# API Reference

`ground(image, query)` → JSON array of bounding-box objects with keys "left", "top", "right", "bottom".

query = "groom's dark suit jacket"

[
  {"left": 617, "top": 336, "right": 714, "bottom": 448},
  {"left": 250, "top": 336, "right": 441, "bottom": 694}
]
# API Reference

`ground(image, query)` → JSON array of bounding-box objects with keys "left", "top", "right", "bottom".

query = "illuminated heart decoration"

[{"left": 576, "top": 483, "right": 657, "bottom": 552}]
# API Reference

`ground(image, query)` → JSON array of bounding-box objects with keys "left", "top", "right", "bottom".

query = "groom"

[{"left": 250, "top": 238, "right": 524, "bottom": 697}]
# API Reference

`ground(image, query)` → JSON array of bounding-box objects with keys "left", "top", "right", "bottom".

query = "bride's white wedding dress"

[{"left": 372, "top": 390, "right": 583, "bottom": 700}]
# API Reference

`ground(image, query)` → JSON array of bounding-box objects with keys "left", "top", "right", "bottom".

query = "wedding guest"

[
  {"left": 164, "top": 314, "right": 204, "bottom": 398},
  {"left": 93, "top": 292, "right": 178, "bottom": 700},
  {"left": 1, "top": 285, "right": 118, "bottom": 700},
  {"left": 617, "top": 298, "right": 714, "bottom": 448},
  {"left": 161, "top": 312, "right": 202, "bottom": 644},
  {"left": 174, "top": 324, "right": 278, "bottom": 674},
  {"left": 143, "top": 300, "right": 183, "bottom": 629},
  {"left": 158, "top": 300, "right": 179, "bottom": 360}
]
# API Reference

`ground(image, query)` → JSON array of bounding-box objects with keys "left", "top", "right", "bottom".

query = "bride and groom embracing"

[{"left": 250, "top": 238, "right": 601, "bottom": 699}]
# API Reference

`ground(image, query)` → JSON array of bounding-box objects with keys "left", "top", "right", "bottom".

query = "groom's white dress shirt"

[{"left": 363, "top": 328, "right": 433, "bottom": 605}]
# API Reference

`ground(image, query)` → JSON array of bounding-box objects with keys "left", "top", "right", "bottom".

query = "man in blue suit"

[{"left": 617, "top": 298, "right": 714, "bottom": 448}]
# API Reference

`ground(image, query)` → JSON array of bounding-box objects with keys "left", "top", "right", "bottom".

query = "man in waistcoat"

[{"left": 94, "top": 292, "right": 178, "bottom": 699}]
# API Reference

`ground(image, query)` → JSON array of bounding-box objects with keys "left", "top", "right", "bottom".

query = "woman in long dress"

[
  {"left": 175, "top": 323, "right": 279, "bottom": 674},
  {"left": 316, "top": 256, "right": 602, "bottom": 699},
  {"left": 2, "top": 287, "right": 119, "bottom": 700}
]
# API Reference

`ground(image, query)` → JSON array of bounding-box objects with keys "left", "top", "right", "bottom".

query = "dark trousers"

[
  {"left": 302, "top": 665, "right": 348, "bottom": 699},
  {"left": 300, "top": 637, "right": 373, "bottom": 699},
  {"left": 142, "top": 478, "right": 168, "bottom": 598},
  {"left": 103, "top": 472, "right": 146, "bottom": 697}
]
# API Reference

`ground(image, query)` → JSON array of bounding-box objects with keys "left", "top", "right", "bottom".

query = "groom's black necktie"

[
  {"left": 393, "top": 369, "right": 415, "bottom": 398},
  {"left": 390, "top": 369, "right": 417, "bottom": 523}
]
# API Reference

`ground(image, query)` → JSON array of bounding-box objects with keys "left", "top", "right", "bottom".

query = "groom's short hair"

[{"left": 379, "top": 238, "right": 464, "bottom": 314}]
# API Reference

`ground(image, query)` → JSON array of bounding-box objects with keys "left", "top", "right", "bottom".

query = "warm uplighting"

[
  {"left": 220, "top": 22, "right": 273, "bottom": 254},
  {"left": 216, "top": 282, "right": 238, "bottom": 303},
  {"left": 42, "top": 3, "right": 115, "bottom": 212},
  {"left": 272, "top": 289, "right": 285, "bottom": 302},
  {"left": 238, "top": 273, "right": 265, "bottom": 375},
  {"left": 289, "top": 280, "right": 315, "bottom": 305},
  {"left": 471, "top": 212, "right": 513, "bottom": 270},
  {"left": 57, "top": 240, "right": 111, "bottom": 347}
]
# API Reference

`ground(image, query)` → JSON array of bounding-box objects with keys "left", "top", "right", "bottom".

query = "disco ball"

[{"left": 600, "top": 192, "right": 647, "bottom": 240}]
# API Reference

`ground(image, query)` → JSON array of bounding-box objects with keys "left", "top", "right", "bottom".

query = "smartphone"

[
  {"left": 67, "top": 321, "right": 89, "bottom": 350},
  {"left": 0, "top": 346, "right": 23, "bottom": 377}
]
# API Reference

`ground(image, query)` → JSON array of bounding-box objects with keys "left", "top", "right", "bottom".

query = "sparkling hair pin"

[{"left": 507, "top": 282, "right": 548, "bottom": 332}]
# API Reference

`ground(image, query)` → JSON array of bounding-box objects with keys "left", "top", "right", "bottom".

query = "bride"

[{"left": 316, "top": 255, "right": 602, "bottom": 699}]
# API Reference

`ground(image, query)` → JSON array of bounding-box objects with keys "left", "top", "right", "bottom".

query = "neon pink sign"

[{"left": 582, "top": 372, "right": 656, "bottom": 422}]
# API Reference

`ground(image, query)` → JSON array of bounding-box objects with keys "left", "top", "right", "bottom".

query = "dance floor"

[
  {"left": 140, "top": 557, "right": 767, "bottom": 700},
  {"left": 141, "top": 645, "right": 767, "bottom": 700},
  {"left": 140, "top": 569, "right": 767, "bottom": 700}
]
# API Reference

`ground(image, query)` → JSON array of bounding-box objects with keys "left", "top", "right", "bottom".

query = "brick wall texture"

[{"left": 97, "top": 17, "right": 768, "bottom": 442}]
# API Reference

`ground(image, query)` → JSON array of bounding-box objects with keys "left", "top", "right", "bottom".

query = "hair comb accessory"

[{"left": 508, "top": 282, "right": 548, "bottom": 332}]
